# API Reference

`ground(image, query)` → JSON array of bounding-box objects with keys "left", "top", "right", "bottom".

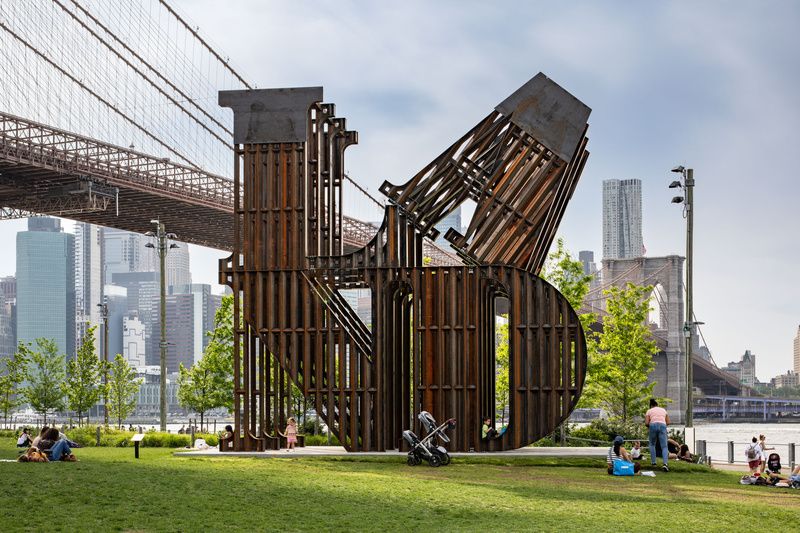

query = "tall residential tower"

[{"left": 602, "top": 179, "right": 643, "bottom": 260}]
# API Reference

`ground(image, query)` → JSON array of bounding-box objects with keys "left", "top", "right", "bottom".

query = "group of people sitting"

[{"left": 16, "top": 426, "right": 79, "bottom": 463}]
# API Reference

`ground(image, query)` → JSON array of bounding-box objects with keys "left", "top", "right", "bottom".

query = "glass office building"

[{"left": 16, "top": 217, "right": 76, "bottom": 359}]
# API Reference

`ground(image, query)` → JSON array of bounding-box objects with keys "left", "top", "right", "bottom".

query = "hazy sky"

[{"left": 1, "top": 1, "right": 798, "bottom": 380}]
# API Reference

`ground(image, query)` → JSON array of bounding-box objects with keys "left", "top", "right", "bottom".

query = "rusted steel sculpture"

[{"left": 219, "top": 73, "right": 590, "bottom": 452}]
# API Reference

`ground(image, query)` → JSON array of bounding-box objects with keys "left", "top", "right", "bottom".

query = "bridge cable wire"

[
  {"left": 62, "top": 0, "right": 234, "bottom": 139},
  {"left": 0, "top": 19, "right": 201, "bottom": 170},
  {"left": 157, "top": 0, "right": 253, "bottom": 90}
]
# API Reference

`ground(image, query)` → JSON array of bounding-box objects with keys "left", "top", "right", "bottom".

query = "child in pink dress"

[{"left": 281, "top": 417, "right": 298, "bottom": 451}]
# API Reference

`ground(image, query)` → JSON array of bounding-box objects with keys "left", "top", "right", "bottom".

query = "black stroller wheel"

[
  {"left": 440, "top": 452, "right": 451, "bottom": 466},
  {"left": 407, "top": 453, "right": 421, "bottom": 466},
  {"left": 428, "top": 454, "right": 442, "bottom": 467}
]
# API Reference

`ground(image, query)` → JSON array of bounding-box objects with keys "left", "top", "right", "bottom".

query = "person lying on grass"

[{"left": 37, "top": 427, "right": 77, "bottom": 462}]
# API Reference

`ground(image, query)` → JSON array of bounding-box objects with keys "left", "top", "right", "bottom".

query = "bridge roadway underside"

[
  {"left": 0, "top": 159, "right": 234, "bottom": 250},
  {"left": 693, "top": 355, "right": 751, "bottom": 396},
  {"left": 0, "top": 111, "right": 457, "bottom": 263}
]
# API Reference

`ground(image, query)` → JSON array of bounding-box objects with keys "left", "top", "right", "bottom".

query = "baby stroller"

[
  {"left": 766, "top": 453, "right": 781, "bottom": 474},
  {"left": 403, "top": 411, "right": 456, "bottom": 467}
]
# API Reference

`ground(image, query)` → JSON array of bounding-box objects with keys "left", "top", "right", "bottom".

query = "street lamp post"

[
  {"left": 669, "top": 166, "right": 695, "bottom": 427},
  {"left": 97, "top": 302, "right": 109, "bottom": 426},
  {"left": 145, "top": 221, "right": 179, "bottom": 432}
]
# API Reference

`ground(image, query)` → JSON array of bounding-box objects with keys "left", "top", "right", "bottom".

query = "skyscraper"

[
  {"left": 578, "top": 250, "right": 597, "bottom": 277},
  {"left": 602, "top": 179, "right": 643, "bottom": 260},
  {"left": 433, "top": 206, "right": 462, "bottom": 247},
  {"left": 166, "top": 284, "right": 222, "bottom": 371},
  {"left": 16, "top": 217, "right": 76, "bottom": 359},
  {"left": 163, "top": 244, "right": 192, "bottom": 289},
  {"left": 74, "top": 222, "right": 103, "bottom": 353},
  {"left": 0, "top": 276, "right": 16, "bottom": 358},
  {"left": 103, "top": 228, "right": 148, "bottom": 281},
  {"left": 794, "top": 325, "right": 800, "bottom": 374}
]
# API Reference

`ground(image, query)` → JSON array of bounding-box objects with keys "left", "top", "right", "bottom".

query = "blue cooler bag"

[{"left": 612, "top": 460, "right": 635, "bottom": 476}]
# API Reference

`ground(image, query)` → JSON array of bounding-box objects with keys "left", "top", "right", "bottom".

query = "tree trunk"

[{"left": 200, "top": 411, "right": 204, "bottom": 433}]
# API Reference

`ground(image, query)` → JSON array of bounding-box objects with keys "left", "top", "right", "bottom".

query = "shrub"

[
  {"left": 579, "top": 419, "right": 648, "bottom": 442},
  {"left": 569, "top": 424, "right": 611, "bottom": 446},
  {"left": 304, "top": 433, "right": 341, "bottom": 446},
  {"left": 531, "top": 436, "right": 557, "bottom": 447},
  {"left": 63, "top": 426, "right": 219, "bottom": 448}
]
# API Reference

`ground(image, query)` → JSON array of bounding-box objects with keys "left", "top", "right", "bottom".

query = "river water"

[{"left": 690, "top": 422, "right": 800, "bottom": 465}]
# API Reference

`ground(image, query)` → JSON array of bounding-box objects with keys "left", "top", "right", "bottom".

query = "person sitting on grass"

[
  {"left": 606, "top": 436, "right": 641, "bottom": 474},
  {"left": 481, "top": 417, "right": 497, "bottom": 440},
  {"left": 676, "top": 443, "right": 693, "bottom": 462},
  {"left": 606, "top": 436, "right": 641, "bottom": 475},
  {"left": 38, "top": 427, "right": 77, "bottom": 462},
  {"left": 31, "top": 426, "right": 49, "bottom": 449},
  {"left": 16, "top": 427, "right": 32, "bottom": 448},
  {"left": 630, "top": 440, "right": 642, "bottom": 460}
]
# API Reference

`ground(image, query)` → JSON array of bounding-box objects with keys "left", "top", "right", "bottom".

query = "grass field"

[{"left": 1, "top": 440, "right": 797, "bottom": 532}]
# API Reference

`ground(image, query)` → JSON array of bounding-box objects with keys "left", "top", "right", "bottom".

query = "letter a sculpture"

[{"left": 220, "top": 73, "right": 590, "bottom": 452}]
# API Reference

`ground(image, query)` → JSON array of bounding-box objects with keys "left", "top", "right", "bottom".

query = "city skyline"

[{"left": 0, "top": 1, "right": 797, "bottom": 380}]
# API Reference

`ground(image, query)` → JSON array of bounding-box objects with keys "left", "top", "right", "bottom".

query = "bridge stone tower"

[{"left": 601, "top": 256, "right": 686, "bottom": 423}]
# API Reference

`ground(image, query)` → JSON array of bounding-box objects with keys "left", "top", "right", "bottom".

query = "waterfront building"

[
  {"left": 602, "top": 179, "right": 643, "bottom": 260},
  {"left": 16, "top": 217, "right": 75, "bottom": 359},
  {"left": 721, "top": 350, "right": 757, "bottom": 387},
  {"left": 771, "top": 370, "right": 799, "bottom": 389}
]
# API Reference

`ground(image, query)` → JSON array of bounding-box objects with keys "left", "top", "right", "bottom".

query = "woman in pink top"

[{"left": 645, "top": 398, "right": 671, "bottom": 472}]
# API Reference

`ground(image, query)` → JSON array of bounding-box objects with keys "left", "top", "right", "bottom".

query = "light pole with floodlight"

[
  {"left": 97, "top": 301, "right": 109, "bottom": 426},
  {"left": 669, "top": 166, "right": 697, "bottom": 427},
  {"left": 145, "top": 221, "right": 179, "bottom": 431}
]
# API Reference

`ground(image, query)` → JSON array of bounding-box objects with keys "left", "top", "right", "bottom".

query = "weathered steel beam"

[{"left": 220, "top": 73, "right": 591, "bottom": 453}]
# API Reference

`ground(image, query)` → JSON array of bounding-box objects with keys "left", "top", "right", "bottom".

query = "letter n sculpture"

[{"left": 219, "top": 73, "right": 590, "bottom": 452}]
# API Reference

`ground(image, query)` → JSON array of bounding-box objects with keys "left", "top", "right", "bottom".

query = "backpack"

[
  {"left": 612, "top": 459, "right": 635, "bottom": 476},
  {"left": 745, "top": 444, "right": 757, "bottom": 460},
  {"left": 766, "top": 453, "right": 781, "bottom": 473}
]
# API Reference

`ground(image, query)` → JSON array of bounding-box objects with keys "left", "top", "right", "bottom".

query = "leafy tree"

[
  {"left": 177, "top": 295, "right": 237, "bottom": 429},
  {"left": 542, "top": 238, "right": 594, "bottom": 313},
  {"left": 594, "top": 283, "right": 659, "bottom": 423},
  {"left": 177, "top": 358, "right": 217, "bottom": 430},
  {"left": 0, "top": 343, "right": 30, "bottom": 426},
  {"left": 203, "top": 294, "right": 234, "bottom": 412},
  {"left": 24, "top": 338, "right": 66, "bottom": 425},
  {"left": 63, "top": 325, "right": 105, "bottom": 426},
  {"left": 495, "top": 317, "right": 509, "bottom": 425},
  {"left": 107, "top": 354, "right": 140, "bottom": 429}
]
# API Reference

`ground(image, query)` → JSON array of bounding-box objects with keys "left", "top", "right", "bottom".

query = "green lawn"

[{"left": 0, "top": 440, "right": 796, "bottom": 532}]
